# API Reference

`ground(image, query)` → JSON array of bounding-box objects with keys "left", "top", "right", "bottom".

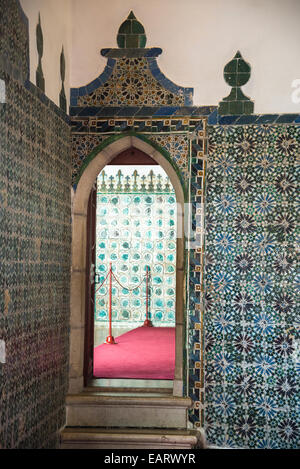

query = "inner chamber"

[{"left": 93, "top": 148, "right": 177, "bottom": 381}]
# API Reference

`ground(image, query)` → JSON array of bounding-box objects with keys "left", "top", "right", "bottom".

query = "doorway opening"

[
  {"left": 69, "top": 136, "right": 185, "bottom": 397},
  {"left": 86, "top": 148, "right": 178, "bottom": 390}
]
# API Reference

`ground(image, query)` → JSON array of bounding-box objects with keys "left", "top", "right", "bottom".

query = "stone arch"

[{"left": 69, "top": 135, "right": 185, "bottom": 397}]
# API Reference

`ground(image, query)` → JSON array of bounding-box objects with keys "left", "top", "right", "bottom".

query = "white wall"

[
  {"left": 71, "top": 0, "right": 300, "bottom": 114},
  {"left": 20, "top": 0, "right": 72, "bottom": 108},
  {"left": 20, "top": 0, "right": 300, "bottom": 114}
]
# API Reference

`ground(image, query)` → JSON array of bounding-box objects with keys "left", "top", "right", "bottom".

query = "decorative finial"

[
  {"left": 116, "top": 170, "right": 123, "bottom": 190},
  {"left": 36, "top": 13, "right": 45, "bottom": 92},
  {"left": 141, "top": 175, "right": 146, "bottom": 191},
  {"left": 165, "top": 177, "right": 170, "bottom": 192},
  {"left": 59, "top": 46, "right": 66, "bottom": 112},
  {"left": 100, "top": 170, "right": 107, "bottom": 191},
  {"left": 148, "top": 170, "right": 154, "bottom": 192},
  {"left": 156, "top": 174, "right": 162, "bottom": 192},
  {"left": 133, "top": 170, "right": 138, "bottom": 191},
  {"left": 109, "top": 175, "right": 114, "bottom": 191},
  {"left": 124, "top": 175, "right": 130, "bottom": 192},
  {"left": 117, "top": 11, "right": 147, "bottom": 48},
  {"left": 218, "top": 51, "right": 254, "bottom": 115}
]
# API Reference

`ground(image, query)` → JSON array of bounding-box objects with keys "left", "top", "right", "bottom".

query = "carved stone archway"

[{"left": 69, "top": 135, "right": 186, "bottom": 397}]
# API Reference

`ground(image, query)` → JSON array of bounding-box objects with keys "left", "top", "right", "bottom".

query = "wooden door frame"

[{"left": 83, "top": 182, "right": 97, "bottom": 386}]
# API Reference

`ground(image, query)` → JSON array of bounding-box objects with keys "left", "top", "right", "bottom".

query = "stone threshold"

[{"left": 66, "top": 393, "right": 191, "bottom": 406}]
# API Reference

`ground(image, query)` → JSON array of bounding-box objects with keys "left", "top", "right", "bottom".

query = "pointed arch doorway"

[
  {"left": 69, "top": 136, "right": 185, "bottom": 397},
  {"left": 90, "top": 151, "right": 178, "bottom": 385}
]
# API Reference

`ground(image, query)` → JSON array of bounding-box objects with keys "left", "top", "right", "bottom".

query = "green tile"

[
  {"left": 119, "top": 20, "right": 132, "bottom": 34},
  {"left": 229, "top": 100, "right": 243, "bottom": 114},
  {"left": 244, "top": 100, "right": 254, "bottom": 114},
  {"left": 125, "top": 34, "right": 140, "bottom": 48},
  {"left": 117, "top": 34, "right": 125, "bottom": 48},
  {"left": 139, "top": 35, "right": 147, "bottom": 48},
  {"left": 132, "top": 20, "right": 145, "bottom": 34}
]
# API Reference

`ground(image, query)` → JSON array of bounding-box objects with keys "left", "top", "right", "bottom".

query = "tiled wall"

[
  {"left": 204, "top": 123, "right": 300, "bottom": 448},
  {"left": 0, "top": 73, "right": 71, "bottom": 449},
  {"left": 0, "top": 0, "right": 29, "bottom": 83},
  {"left": 0, "top": 1, "right": 71, "bottom": 449}
]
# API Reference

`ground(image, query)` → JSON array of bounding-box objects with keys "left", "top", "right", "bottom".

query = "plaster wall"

[{"left": 20, "top": 0, "right": 72, "bottom": 108}]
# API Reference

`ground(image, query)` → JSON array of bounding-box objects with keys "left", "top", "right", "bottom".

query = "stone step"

[
  {"left": 83, "top": 385, "right": 173, "bottom": 395},
  {"left": 66, "top": 392, "right": 192, "bottom": 429},
  {"left": 60, "top": 427, "right": 205, "bottom": 449}
]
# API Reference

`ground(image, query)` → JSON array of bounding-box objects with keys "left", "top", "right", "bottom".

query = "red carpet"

[{"left": 93, "top": 326, "right": 175, "bottom": 380}]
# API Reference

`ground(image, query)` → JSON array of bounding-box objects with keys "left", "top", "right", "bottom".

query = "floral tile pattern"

[
  {"left": 204, "top": 124, "right": 300, "bottom": 448},
  {"left": 149, "top": 134, "right": 190, "bottom": 180},
  {"left": 71, "top": 134, "right": 110, "bottom": 184}
]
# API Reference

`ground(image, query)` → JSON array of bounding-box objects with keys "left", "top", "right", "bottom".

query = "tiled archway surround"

[{"left": 70, "top": 134, "right": 201, "bottom": 400}]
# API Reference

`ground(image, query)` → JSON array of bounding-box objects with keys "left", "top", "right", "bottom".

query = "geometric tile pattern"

[
  {"left": 149, "top": 134, "right": 190, "bottom": 180},
  {"left": 77, "top": 58, "right": 186, "bottom": 107},
  {"left": 204, "top": 124, "right": 300, "bottom": 448},
  {"left": 0, "top": 73, "right": 71, "bottom": 449}
]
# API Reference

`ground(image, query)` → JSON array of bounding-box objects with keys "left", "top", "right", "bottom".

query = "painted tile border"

[
  {"left": 70, "top": 58, "right": 116, "bottom": 106},
  {"left": 70, "top": 104, "right": 300, "bottom": 126},
  {"left": 208, "top": 110, "right": 300, "bottom": 125},
  {"left": 69, "top": 105, "right": 216, "bottom": 118}
]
